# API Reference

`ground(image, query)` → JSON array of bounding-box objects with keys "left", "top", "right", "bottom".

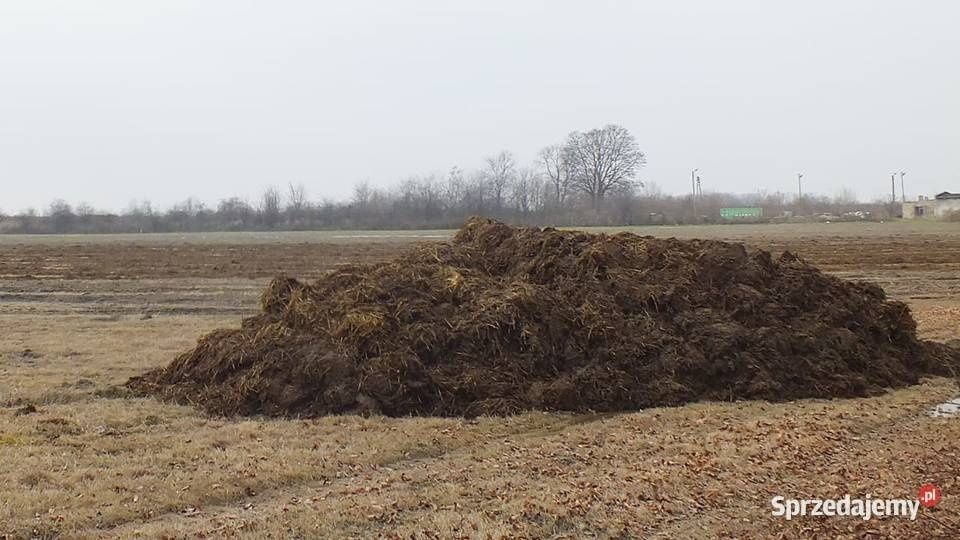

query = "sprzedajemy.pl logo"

[{"left": 771, "top": 484, "right": 941, "bottom": 521}]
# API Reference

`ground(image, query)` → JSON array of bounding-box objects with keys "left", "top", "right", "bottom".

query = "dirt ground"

[{"left": 1, "top": 222, "right": 958, "bottom": 538}]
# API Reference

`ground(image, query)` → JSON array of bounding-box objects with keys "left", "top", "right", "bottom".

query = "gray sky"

[{"left": 1, "top": 0, "right": 958, "bottom": 213}]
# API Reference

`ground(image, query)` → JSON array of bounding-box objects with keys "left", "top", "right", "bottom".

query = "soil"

[
  {"left": 2, "top": 221, "right": 960, "bottom": 281},
  {"left": 127, "top": 218, "right": 960, "bottom": 417}
]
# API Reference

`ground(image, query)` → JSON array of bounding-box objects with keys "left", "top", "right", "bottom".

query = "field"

[{"left": 1, "top": 222, "right": 958, "bottom": 538}]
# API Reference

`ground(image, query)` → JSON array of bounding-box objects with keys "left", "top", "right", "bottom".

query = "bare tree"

[
  {"left": 126, "top": 199, "right": 154, "bottom": 217},
  {"left": 418, "top": 175, "right": 444, "bottom": 221},
  {"left": 511, "top": 167, "right": 543, "bottom": 215},
  {"left": 287, "top": 182, "right": 308, "bottom": 219},
  {"left": 461, "top": 170, "right": 490, "bottom": 214},
  {"left": 443, "top": 166, "right": 467, "bottom": 213},
  {"left": 125, "top": 200, "right": 157, "bottom": 233},
  {"left": 48, "top": 199, "right": 75, "bottom": 233},
  {"left": 217, "top": 197, "right": 255, "bottom": 229},
  {"left": 167, "top": 197, "right": 206, "bottom": 231},
  {"left": 395, "top": 175, "right": 444, "bottom": 223},
  {"left": 170, "top": 197, "right": 204, "bottom": 217},
  {"left": 75, "top": 202, "right": 96, "bottom": 217},
  {"left": 563, "top": 124, "right": 645, "bottom": 206},
  {"left": 353, "top": 181, "right": 372, "bottom": 210},
  {"left": 833, "top": 187, "right": 857, "bottom": 205},
  {"left": 483, "top": 150, "right": 516, "bottom": 210},
  {"left": 642, "top": 181, "right": 664, "bottom": 199},
  {"left": 74, "top": 202, "right": 96, "bottom": 231},
  {"left": 19, "top": 207, "right": 38, "bottom": 232},
  {"left": 258, "top": 186, "right": 282, "bottom": 228},
  {"left": 538, "top": 144, "right": 570, "bottom": 207}
]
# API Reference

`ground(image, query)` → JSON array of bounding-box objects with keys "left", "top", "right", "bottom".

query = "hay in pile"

[{"left": 128, "top": 218, "right": 959, "bottom": 417}]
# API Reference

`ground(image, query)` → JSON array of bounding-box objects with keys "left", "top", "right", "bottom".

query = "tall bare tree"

[
  {"left": 48, "top": 199, "right": 75, "bottom": 233},
  {"left": 563, "top": 124, "right": 645, "bottom": 205},
  {"left": 352, "top": 181, "right": 372, "bottom": 210},
  {"left": 287, "top": 182, "right": 308, "bottom": 218},
  {"left": 75, "top": 202, "right": 96, "bottom": 218},
  {"left": 217, "top": 197, "right": 255, "bottom": 229},
  {"left": 463, "top": 171, "right": 490, "bottom": 214},
  {"left": 511, "top": 167, "right": 544, "bottom": 216},
  {"left": 258, "top": 186, "right": 282, "bottom": 228},
  {"left": 443, "top": 166, "right": 466, "bottom": 212},
  {"left": 483, "top": 150, "right": 516, "bottom": 210},
  {"left": 125, "top": 200, "right": 156, "bottom": 233},
  {"left": 538, "top": 144, "right": 570, "bottom": 207}
]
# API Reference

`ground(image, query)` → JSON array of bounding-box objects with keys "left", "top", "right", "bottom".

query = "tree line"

[{"left": 0, "top": 124, "right": 894, "bottom": 234}]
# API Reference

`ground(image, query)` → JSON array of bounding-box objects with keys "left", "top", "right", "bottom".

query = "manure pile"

[{"left": 128, "top": 218, "right": 958, "bottom": 417}]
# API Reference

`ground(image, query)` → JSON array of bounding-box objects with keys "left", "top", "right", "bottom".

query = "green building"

[{"left": 719, "top": 207, "right": 764, "bottom": 220}]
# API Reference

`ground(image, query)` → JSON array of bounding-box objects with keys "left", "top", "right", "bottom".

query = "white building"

[{"left": 902, "top": 192, "right": 960, "bottom": 220}]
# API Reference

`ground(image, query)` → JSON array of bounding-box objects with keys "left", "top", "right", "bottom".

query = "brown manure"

[{"left": 127, "top": 218, "right": 959, "bottom": 417}]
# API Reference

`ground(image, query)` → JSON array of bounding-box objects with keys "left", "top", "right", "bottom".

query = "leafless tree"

[
  {"left": 353, "top": 181, "right": 372, "bottom": 210},
  {"left": 74, "top": 202, "right": 97, "bottom": 231},
  {"left": 18, "top": 207, "right": 38, "bottom": 232},
  {"left": 832, "top": 187, "right": 857, "bottom": 205},
  {"left": 126, "top": 199, "right": 154, "bottom": 217},
  {"left": 258, "top": 186, "right": 282, "bottom": 228},
  {"left": 443, "top": 166, "right": 466, "bottom": 210},
  {"left": 511, "top": 167, "right": 544, "bottom": 215},
  {"left": 483, "top": 150, "right": 516, "bottom": 210},
  {"left": 166, "top": 197, "right": 206, "bottom": 231},
  {"left": 48, "top": 199, "right": 72, "bottom": 216},
  {"left": 403, "top": 175, "right": 443, "bottom": 222},
  {"left": 287, "top": 182, "right": 308, "bottom": 218},
  {"left": 642, "top": 181, "right": 664, "bottom": 199},
  {"left": 48, "top": 199, "right": 75, "bottom": 233},
  {"left": 170, "top": 197, "right": 204, "bottom": 217},
  {"left": 458, "top": 170, "right": 490, "bottom": 214},
  {"left": 538, "top": 144, "right": 570, "bottom": 207},
  {"left": 421, "top": 176, "right": 444, "bottom": 219},
  {"left": 125, "top": 200, "right": 158, "bottom": 232},
  {"left": 217, "top": 197, "right": 255, "bottom": 229},
  {"left": 75, "top": 202, "right": 96, "bottom": 217},
  {"left": 563, "top": 124, "right": 645, "bottom": 206}
]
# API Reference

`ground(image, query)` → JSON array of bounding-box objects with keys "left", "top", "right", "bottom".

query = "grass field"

[{"left": 1, "top": 221, "right": 958, "bottom": 538}]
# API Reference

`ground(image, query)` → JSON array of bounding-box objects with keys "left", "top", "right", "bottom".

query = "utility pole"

[
  {"left": 691, "top": 168, "right": 698, "bottom": 221},
  {"left": 899, "top": 171, "right": 906, "bottom": 202},
  {"left": 797, "top": 173, "right": 803, "bottom": 214},
  {"left": 890, "top": 173, "right": 898, "bottom": 218}
]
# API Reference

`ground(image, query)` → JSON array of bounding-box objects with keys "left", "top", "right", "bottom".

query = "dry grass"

[
  {"left": 912, "top": 302, "right": 960, "bottom": 343},
  {"left": 91, "top": 379, "right": 960, "bottom": 539}
]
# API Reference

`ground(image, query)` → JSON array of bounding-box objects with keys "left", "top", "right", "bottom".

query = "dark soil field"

[{"left": 0, "top": 222, "right": 958, "bottom": 538}]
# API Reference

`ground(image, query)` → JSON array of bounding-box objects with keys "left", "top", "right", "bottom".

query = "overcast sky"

[{"left": 1, "top": 0, "right": 958, "bottom": 213}]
